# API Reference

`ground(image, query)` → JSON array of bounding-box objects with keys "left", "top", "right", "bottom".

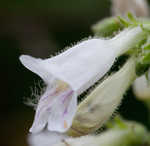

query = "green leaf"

[
  {"left": 143, "top": 44, "right": 150, "bottom": 50},
  {"left": 142, "top": 53, "right": 150, "bottom": 64}
]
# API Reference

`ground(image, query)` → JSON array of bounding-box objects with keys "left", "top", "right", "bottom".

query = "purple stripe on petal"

[
  {"left": 62, "top": 90, "right": 74, "bottom": 103},
  {"left": 63, "top": 107, "right": 68, "bottom": 116}
]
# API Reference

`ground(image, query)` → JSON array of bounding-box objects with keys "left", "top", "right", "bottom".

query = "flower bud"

[
  {"left": 67, "top": 58, "right": 137, "bottom": 137},
  {"left": 133, "top": 74, "right": 150, "bottom": 100}
]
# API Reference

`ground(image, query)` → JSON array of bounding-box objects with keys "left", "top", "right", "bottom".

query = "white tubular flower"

[
  {"left": 133, "top": 70, "right": 150, "bottom": 99},
  {"left": 20, "top": 26, "right": 144, "bottom": 134}
]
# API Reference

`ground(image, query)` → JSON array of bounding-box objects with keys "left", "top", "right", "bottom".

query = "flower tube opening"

[{"left": 20, "top": 55, "right": 77, "bottom": 133}]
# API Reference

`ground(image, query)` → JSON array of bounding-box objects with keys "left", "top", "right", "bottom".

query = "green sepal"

[
  {"left": 127, "top": 12, "right": 137, "bottom": 24},
  {"left": 106, "top": 116, "right": 128, "bottom": 130},
  {"left": 136, "top": 62, "right": 149, "bottom": 76},
  {"left": 135, "top": 38, "right": 150, "bottom": 76},
  {"left": 118, "top": 13, "right": 139, "bottom": 28},
  {"left": 126, "top": 38, "right": 147, "bottom": 56},
  {"left": 117, "top": 16, "right": 130, "bottom": 28},
  {"left": 92, "top": 17, "right": 123, "bottom": 37},
  {"left": 92, "top": 13, "right": 150, "bottom": 39},
  {"left": 141, "top": 24, "right": 150, "bottom": 33},
  {"left": 142, "top": 53, "right": 150, "bottom": 64},
  {"left": 143, "top": 44, "right": 150, "bottom": 50}
]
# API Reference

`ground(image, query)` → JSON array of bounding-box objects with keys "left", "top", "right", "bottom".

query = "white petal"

[
  {"left": 20, "top": 40, "right": 117, "bottom": 95},
  {"left": 30, "top": 80, "right": 77, "bottom": 133},
  {"left": 133, "top": 73, "right": 150, "bottom": 100},
  {"left": 28, "top": 130, "right": 67, "bottom": 146},
  {"left": 20, "top": 55, "right": 54, "bottom": 83},
  {"left": 47, "top": 91, "right": 77, "bottom": 132}
]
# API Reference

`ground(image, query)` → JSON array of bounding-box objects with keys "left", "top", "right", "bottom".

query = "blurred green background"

[{"left": 1, "top": 0, "right": 150, "bottom": 146}]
